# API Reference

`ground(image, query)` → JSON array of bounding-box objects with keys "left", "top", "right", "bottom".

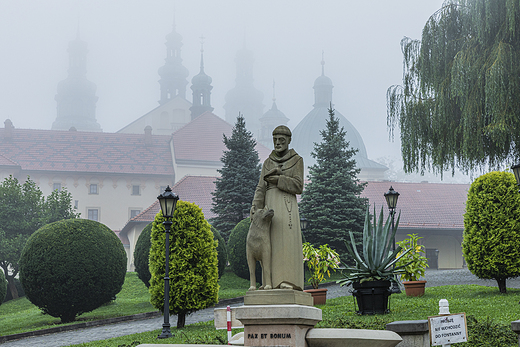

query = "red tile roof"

[
  {"left": 0, "top": 127, "right": 174, "bottom": 175},
  {"left": 130, "top": 175, "right": 218, "bottom": 224},
  {"left": 172, "top": 112, "right": 271, "bottom": 162},
  {"left": 0, "top": 153, "right": 19, "bottom": 167},
  {"left": 361, "top": 181, "right": 469, "bottom": 229},
  {"left": 129, "top": 177, "right": 469, "bottom": 231}
]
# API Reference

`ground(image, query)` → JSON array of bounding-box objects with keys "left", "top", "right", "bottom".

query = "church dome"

[
  {"left": 313, "top": 74, "right": 333, "bottom": 88},
  {"left": 158, "top": 63, "right": 189, "bottom": 79},
  {"left": 165, "top": 29, "right": 183, "bottom": 45},
  {"left": 260, "top": 101, "right": 288, "bottom": 122},
  {"left": 292, "top": 106, "right": 368, "bottom": 167},
  {"left": 192, "top": 70, "right": 212, "bottom": 86}
]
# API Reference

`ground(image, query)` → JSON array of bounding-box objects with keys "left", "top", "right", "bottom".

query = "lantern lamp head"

[
  {"left": 384, "top": 186, "right": 400, "bottom": 210},
  {"left": 157, "top": 185, "right": 179, "bottom": 219},
  {"left": 512, "top": 163, "right": 520, "bottom": 189}
]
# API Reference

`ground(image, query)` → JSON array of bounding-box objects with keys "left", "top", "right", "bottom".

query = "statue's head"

[{"left": 272, "top": 125, "right": 291, "bottom": 156}]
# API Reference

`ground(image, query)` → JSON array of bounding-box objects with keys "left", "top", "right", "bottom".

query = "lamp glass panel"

[
  {"left": 159, "top": 198, "right": 168, "bottom": 217},
  {"left": 513, "top": 165, "right": 520, "bottom": 185}
]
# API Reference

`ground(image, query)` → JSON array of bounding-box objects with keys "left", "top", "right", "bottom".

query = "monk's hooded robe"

[{"left": 252, "top": 148, "right": 304, "bottom": 290}]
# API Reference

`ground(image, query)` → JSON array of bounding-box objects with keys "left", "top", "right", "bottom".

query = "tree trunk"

[
  {"left": 496, "top": 278, "right": 507, "bottom": 294},
  {"left": 177, "top": 312, "right": 186, "bottom": 328},
  {"left": 7, "top": 277, "right": 18, "bottom": 300}
]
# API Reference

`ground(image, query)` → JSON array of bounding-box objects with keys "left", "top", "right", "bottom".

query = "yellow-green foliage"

[
  {"left": 463, "top": 171, "right": 520, "bottom": 286},
  {"left": 149, "top": 201, "right": 219, "bottom": 316}
]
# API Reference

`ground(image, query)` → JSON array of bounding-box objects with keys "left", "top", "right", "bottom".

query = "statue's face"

[{"left": 273, "top": 134, "right": 290, "bottom": 155}]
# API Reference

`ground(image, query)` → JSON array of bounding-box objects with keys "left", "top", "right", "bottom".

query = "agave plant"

[{"left": 338, "top": 205, "right": 412, "bottom": 286}]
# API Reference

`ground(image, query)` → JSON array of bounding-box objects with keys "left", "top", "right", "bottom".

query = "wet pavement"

[{"left": 1, "top": 268, "right": 518, "bottom": 347}]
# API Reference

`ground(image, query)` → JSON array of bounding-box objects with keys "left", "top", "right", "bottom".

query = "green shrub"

[
  {"left": 460, "top": 316, "right": 517, "bottom": 347},
  {"left": 19, "top": 219, "right": 127, "bottom": 323},
  {"left": 0, "top": 268, "right": 6, "bottom": 305},
  {"left": 149, "top": 201, "right": 218, "bottom": 328},
  {"left": 134, "top": 223, "right": 153, "bottom": 287},
  {"left": 463, "top": 171, "right": 520, "bottom": 293},
  {"left": 227, "top": 218, "right": 261, "bottom": 284},
  {"left": 211, "top": 225, "right": 227, "bottom": 279}
]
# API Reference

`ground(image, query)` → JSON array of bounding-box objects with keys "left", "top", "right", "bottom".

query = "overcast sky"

[{"left": 0, "top": 1, "right": 447, "bottom": 169}]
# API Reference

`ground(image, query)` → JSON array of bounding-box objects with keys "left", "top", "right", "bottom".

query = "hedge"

[{"left": 19, "top": 219, "right": 127, "bottom": 323}]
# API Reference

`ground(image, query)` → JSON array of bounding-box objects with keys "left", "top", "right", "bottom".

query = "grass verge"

[
  {"left": 69, "top": 284, "right": 520, "bottom": 347},
  {"left": 0, "top": 269, "right": 250, "bottom": 336}
]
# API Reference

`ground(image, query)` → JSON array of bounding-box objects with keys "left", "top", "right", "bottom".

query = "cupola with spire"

[
  {"left": 158, "top": 20, "right": 189, "bottom": 104},
  {"left": 292, "top": 55, "right": 388, "bottom": 180},
  {"left": 52, "top": 31, "right": 101, "bottom": 132},
  {"left": 189, "top": 36, "right": 213, "bottom": 120},
  {"left": 258, "top": 81, "right": 289, "bottom": 148},
  {"left": 313, "top": 52, "right": 334, "bottom": 107}
]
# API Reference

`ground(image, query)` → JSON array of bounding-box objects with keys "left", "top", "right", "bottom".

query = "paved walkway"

[{"left": 2, "top": 268, "right": 519, "bottom": 347}]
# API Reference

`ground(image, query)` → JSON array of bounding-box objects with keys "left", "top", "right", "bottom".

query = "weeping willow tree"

[{"left": 387, "top": 0, "right": 520, "bottom": 175}]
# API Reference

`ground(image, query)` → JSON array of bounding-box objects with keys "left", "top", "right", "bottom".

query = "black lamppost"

[
  {"left": 300, "top": 215, "right": 309, "bottom": 232},
  {"left": 300, "top": 215, "right": 309, "bottom": 243},
  {"left": 512, "top": 164, "right": 520, "bottom": 192},
  {"left": 384, "top": 186, "right": 400, "bottom": 293},
  {"left": 157, "top": 185, "right": 179, "bottom": 339}
]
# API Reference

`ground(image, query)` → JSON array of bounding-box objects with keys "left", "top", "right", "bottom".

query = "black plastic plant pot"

[{"left": 352, "top": 280, "right": 391, "bottom": 315}]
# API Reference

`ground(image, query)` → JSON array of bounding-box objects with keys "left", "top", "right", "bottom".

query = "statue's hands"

[
  {"left": 264, "top": 167, "right": 282, "bottom": 177},
  {"left": 264, "top": 175, "right": 279, "bottom": 185}
]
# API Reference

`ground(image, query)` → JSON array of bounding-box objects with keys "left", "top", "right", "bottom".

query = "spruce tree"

[
  {"left": 211, "top": 114, "right": 261, "bottom": 241},
  {"left": 299, "top": 107, "right": 367, "bottom": 260}
]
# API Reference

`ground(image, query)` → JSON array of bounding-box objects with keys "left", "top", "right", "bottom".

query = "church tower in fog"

[
  {"left": 224, "top": 45, "right": 264, "bottom": 136},
  {"left": 190, "top": 39, "right": 214, "bottom": 120},
  {"left": 52, "top": 32, "right": 102, "bottom": 132},
  {"left": 158, "top": 22, "right": 190, "bottom": 104}
]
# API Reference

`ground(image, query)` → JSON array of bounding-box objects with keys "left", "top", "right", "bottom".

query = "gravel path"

[{"left": 1, "top": 268, "right": 516, "bottom": 347}]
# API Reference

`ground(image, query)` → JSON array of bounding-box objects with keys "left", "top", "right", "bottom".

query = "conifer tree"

[
  {"left": 149, "top": 201, "right": 218, "bottom": 328},
  {"left": 299, "top": 107, "right": 367, "bottom": 259},
  {"left": 211, "top": 114, "right": 261, "bottom": 241}
]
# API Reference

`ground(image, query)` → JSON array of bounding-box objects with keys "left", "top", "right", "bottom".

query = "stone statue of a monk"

[{"left": 251, "top": 125, "right": 304, "bottom": 291}]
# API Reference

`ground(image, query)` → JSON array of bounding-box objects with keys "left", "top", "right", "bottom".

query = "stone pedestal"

[
  {"left": 511, "top": 320, "right": 520, "bottom": 347},
  {"left": 244, "top": 289, "right": 314, "bottom": 306},
  {"left": 386, "top": 320, "right": 429, "bottom": 347},
  {"left": 235, "top": 304, "right": 322, "bottom": 347}
]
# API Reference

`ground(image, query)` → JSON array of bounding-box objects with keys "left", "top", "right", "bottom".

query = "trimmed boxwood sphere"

[
  {"left": 227, "top": 218, "right": 261, "bottom": 284},
  {"left": 0, "top": 268, "right": 6, "bottom": 305},
  {"left": 211, "top": 225, "right": 227, "bottom": 279},
  {"left": 134, "top": 222, "right": 153, "bottom": 287},
  {"left": 20, "top": 219, "right": 127, "bottom": 323}
]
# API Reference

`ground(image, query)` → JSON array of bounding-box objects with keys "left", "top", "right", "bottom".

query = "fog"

[{"left": 0, "top": 0, "right": 446, "bottom": 172}]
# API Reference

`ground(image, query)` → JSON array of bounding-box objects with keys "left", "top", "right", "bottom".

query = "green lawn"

[
  {"left": 5, "top": 269, "right": 518, "bottom": 347},
  {"left": 68, "top": 284, "right": 520, "bottom": 347},
  {"left": 0, "top": 269, "right": 251, "bottom": 336}
]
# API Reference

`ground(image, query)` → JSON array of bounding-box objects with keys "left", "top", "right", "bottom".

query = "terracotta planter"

[
  {"left": 352, "top": 280, "right": 391, "bottom": 315},
  {"left": 402, "top": 280, "right": 427, "bottom": 297},
  {"left": 303, "top": 288, "right": 328, "bottom": 305}
]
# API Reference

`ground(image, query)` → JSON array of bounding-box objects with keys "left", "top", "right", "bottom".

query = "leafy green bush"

[
  {"left": 149, "top": 201, "right": 218, "bottom": 328},
  {"left": 458, "top": 316, "right": 517, "bottom": 347},
  {"left": 0, "top": 268, "right": 6, "bottom": 305},
  {"left": 134, "top": 222, "right": 153, "bottom": 287},
  {"left": 19, "top": 219, "right": 127, "bottom": 323},
  {"left": 211, "top": 225, "right": 227, "bottom": 279},
  {"left": 226, "top": 217, "right": 261, "bottom": 283},
  {"left": 463, "top": 171, "right": 520, "bottom": 293}
]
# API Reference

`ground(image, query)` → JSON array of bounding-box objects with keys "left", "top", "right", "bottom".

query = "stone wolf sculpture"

[{"left": 246, "top": 206, "right": 274, "bottom": 290}]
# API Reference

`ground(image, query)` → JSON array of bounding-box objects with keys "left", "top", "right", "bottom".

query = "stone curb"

[{"left": 0, "top": 297, "right": 246, "bottom": 344}]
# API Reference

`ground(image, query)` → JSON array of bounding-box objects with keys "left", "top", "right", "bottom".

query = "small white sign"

[{"left": 429, "top": 313, "right": 468, "bottom": 346}]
